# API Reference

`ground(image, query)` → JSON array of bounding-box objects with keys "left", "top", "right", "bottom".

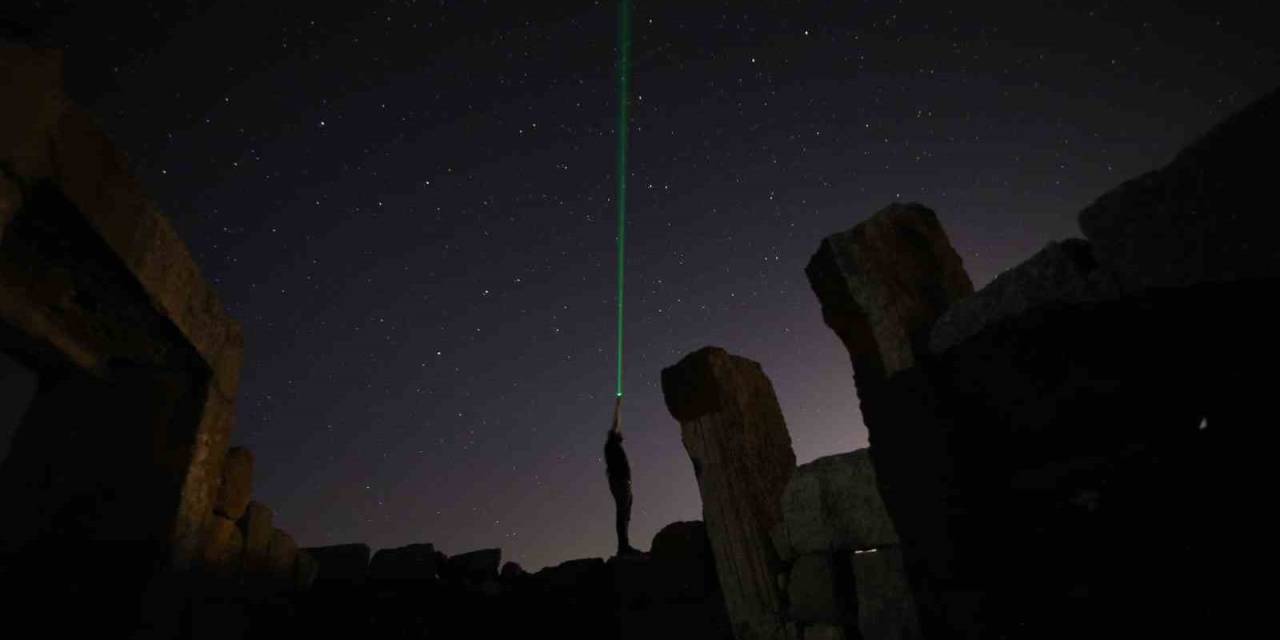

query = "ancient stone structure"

[
  {"left": 804, "top": 203, "right": 972, "bottom": 380},
  {"left": 772, "top": 450, "right": 921, "bottom": 640},
  {"left": 0, "top": 47, "right": 314, "bottom": 637},
  {"left": 662, "top": 346, "right": 797, "bottom": 640},
  {"left": 804, "top": 89, "right": 1280, "bottom": 638},
  {"left": 0, "top": 46, "right": 244, "bottom": 636}
]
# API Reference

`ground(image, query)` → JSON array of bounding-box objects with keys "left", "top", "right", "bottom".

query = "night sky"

[{"left": 4, "top": 1, "right": 1276, "bottom": 570}]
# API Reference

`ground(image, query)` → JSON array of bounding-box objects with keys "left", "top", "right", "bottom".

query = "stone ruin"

[
  {"left": 0, "top": 47, "right": 318, "bottom": 637},
  {"left": 652, "top": 88, "right": 1278, "bottom": 639},
  {"left": 3, "top": 42, "right": 1275, "bottom": 639},
  {"left": 799, "top": 89, "right": 1280, "bottom": 638}
]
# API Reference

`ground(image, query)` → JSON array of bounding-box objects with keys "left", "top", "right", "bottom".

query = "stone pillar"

[
  {"left": 803, "top": 204, "right": 972, "bottom": 638},
  {"left": 804, "top": 202, "right": 972, "bottom": 381},
  {"left": 661, "top": 346, "right": 797, "bottom": 640}
]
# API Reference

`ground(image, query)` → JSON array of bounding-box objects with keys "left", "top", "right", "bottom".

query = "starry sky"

[{"left": 4, "top": 1, "right": 1276, "bottom": 571}]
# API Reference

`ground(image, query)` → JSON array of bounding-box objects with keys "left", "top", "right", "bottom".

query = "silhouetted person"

[{"left": 605, "top": 397, "right": 640, "bottom": 556}]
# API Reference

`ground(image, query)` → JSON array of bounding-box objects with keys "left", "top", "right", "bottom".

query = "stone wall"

[
  {"left": 0, "top": 46, "right": 247, "bottom": 638},
  {"left": 0, "top": 47, "right": 322, "bottom": 639},
  {"left": 804, "top": 88, "right": 1280, "bottom": 638},
  {"left": 772, "top": 450, "right": 921, "bottom": 640}
]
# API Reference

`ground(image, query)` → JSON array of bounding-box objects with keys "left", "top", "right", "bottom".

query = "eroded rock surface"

[
  {"left": 805, "top": 202, "right": 972, "bottom": 379},
  {"left": 662, "top": 346, "right": 797, "bottom": 640}
]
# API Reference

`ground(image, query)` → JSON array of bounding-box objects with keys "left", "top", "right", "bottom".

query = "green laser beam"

[{"left": 615, "top": 0, "right": 630, "bottom": 398}]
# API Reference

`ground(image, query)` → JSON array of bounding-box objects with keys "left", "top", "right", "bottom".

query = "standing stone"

[
  {"left": 214, "top": 447, "right": 253, "bottom": 521},
  {"left": 805, "top": 202, "right": 973, "bottom": 379},
  {"left": 237, "top": 501, "right": 273, "bottom": 574},
  {"left": 662, "top": 346, "right": 797, "bottom": 640}
]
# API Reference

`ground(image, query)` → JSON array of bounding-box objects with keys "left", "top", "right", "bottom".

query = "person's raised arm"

[{"left": 611, "top": 396, "right": 622, "bottom": 434}]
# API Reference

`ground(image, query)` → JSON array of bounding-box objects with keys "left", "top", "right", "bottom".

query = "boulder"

[
  {"left": 1079, "top": 87, "right": 1280, "bottom": 289},
  {"left": 369, "top": 543, "right": 439, "bottom": 582},
  {"left": 500, "top": 561, "right": 526, "bottom": 581},
  {"left": 805, "top": 202, "right": 973, "bottom": 379},
  {"left": 778, "top": 450, "right": 899, "bottom": 560},
  {"left": 214, "top": 447, "right": 253, "bottom": 521},
  {"left": 648, "top": 520, "right": 718, "bottom": 600},
  {"left": 303, "top": 543, "right": 371, "bottom": 584},
  {"left": 662, "top": 346, "right": 796, "bottom": 640}
]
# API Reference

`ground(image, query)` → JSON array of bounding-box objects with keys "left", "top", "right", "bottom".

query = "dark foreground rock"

[{"left": 259, "top": 529, "right": 732, "bottom": 640}]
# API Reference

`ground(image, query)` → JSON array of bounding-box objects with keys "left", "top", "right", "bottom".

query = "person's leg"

[{"left": 617, "top": 485, "right": 632, "bottom": 552}]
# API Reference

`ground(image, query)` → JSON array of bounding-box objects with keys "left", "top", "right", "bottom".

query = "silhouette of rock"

[
  {"left": 448, "top": 547, "right": 500, "bottom": 582},
  {"left": 805, "top": 202, "right": 973, "bottom": 379},
  {"left": 500, "top": 560, "right": 526, "bottom": 580},
  {"left": 369, "top": 543, "right": 439, "bottom": 582},
  {"left": 929, "top": 239, "right": 1129, "bottom": 353},
  {"left": 1079, "top": 87, "right": 1280, "bottom": 288},
  {"left": 303, "top": 543, "right": 371, "bottom": 584},
  {"left": 534, "top": 557, "right": 607, "bottom": 593},
  {"left": 662, "top": 346, "right": 796, "bottom": 640},
  {"left": 648, "top": 520, "right": 718, "bottom": 600},
  {"left": 214, "top": 446, "right": 254, "bottom": 521}
]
